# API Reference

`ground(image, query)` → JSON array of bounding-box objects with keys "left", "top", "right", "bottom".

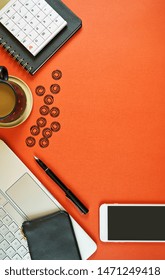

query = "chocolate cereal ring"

[
  {"left": 52, "top": 70, "right": 62, "bottom": 80},
  {"left": 50, "top": 84, "right": 60, "bottom": 94},
  {"left": 50, "top": 107, "right": 60, "bottom": 118},
  {"left": 35, "top": 85, "right": 45, "bottom": 96},
  {"left": 30, "top": 125, "right": 40, "bottom": 136},
  {"left": 51, "top": 121, "right": 61, "bottom": 132},
  {"left": 39, "top": 105, "right": 50, "bottom": 115},
  {"left": 26, "top": 136, "right": 36, "bottom": 147},
  {"left": 42, "top": 128, "right": 52, "bottom": 138},
  {"left": 36, "top": 117, "right": 47, "bottom": 127},
  {"left": 44, "top": 95, "right": 54, "bottom": 105},
  {"left": 39, "top": 137, "right": 49, "bottom": 148}
]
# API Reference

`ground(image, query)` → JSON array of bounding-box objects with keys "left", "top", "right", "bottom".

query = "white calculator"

[{"left": 0, "top": 0, "right": 67, "bottom": 56}]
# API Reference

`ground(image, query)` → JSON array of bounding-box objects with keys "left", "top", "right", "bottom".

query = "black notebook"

[
  {"left": 22, "top": 211, "right": 82, "bottom": 260},
  {"left": 0, "top": 0, "right": 82, "bottom": 75}
]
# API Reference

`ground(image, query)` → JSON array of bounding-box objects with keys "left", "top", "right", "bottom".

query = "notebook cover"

[
  {"left": 22, "top": 210, "right": 82, "bottom": 260},
  {"left": 0, "top": 0, "right": 82, "bottom": 75}
]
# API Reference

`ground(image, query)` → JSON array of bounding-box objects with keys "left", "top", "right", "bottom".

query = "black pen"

[{"left": 34, "top": 157, "right": 89, "bottom": 214}]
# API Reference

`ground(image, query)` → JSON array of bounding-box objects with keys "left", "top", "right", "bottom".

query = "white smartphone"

[{"left": 99, "top": 203, "right": 165, "bottom": 242}]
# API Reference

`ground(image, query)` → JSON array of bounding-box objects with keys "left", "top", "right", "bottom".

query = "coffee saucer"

[{"left": 0, "top": 76, "right": 33, "bottom": 128}]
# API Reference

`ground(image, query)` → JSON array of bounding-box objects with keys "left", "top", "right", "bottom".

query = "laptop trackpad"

[{"left": 6, "top": 173, "right": 60, "bottom": 219}]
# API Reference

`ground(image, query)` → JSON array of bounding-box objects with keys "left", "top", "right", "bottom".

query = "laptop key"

[
  {"left": 4, "top": 202, "right": 25, "bottom": 225},
  {"left": 4, "top": 256, "right": 10, "bottom": 260},
  {"left": 0, "top": 193, "right": 7, "bottom": 206},
  {"left": 17, "top": 245, "right": 27, "bottom": 257},
  {"left": 0, "top": 234, "right": 3, "bottom": 242},
  {"left": 0, "top": 224, "right": 8, "bottom": 235},
  {"left": 0, "top": 249, "right": 6, "bottom": 259},
  {"left": 0, "top": 240, "right": 9, "bottom": 250},
  {"left": 23, "top": 252, "right": 31, "bottom": 260},
  {"left": 3, "top": 215, "right": 12, "bottom": 226},
  {"left": 6, "top": 232, "right": 15, "bottom": 243},
  {"left": 6, "top": 246, "right": 15, "bottom": 258},
  {"left": 15, "top": 228, "right": 23, "bottom": 240},
  {"left": 8, "top": 222, "right": 18, "bottom": 233},
  {"left": 12, "top": 253, "right": 22, "bottom": 260},
  {"left": 12, "top": 239, "right": 21, "bottom": 250},
  {"left": 0, "top": 208, "right": 6, "bottom": 218}
]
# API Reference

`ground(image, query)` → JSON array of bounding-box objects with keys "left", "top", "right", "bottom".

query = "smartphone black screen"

[{"left": 108, "top": 206, "right": 165, "bottom": 241}]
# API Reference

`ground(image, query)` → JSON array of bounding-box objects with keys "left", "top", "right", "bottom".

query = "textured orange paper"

[{"left": 1, "top": 0, "right": 165, "bottom": 259}]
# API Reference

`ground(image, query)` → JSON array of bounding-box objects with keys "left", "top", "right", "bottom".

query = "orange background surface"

[{"left": 1, "top": 0, "right": 165, "bottom": 259}]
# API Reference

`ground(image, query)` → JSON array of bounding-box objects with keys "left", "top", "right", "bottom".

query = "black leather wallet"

[{"left": 22, "top": 211, "right": 81, "bottom": 260}]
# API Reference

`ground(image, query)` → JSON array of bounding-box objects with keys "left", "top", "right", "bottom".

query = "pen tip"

[{"left": 34, "top": 156, "right": 38, "bottom": 160}]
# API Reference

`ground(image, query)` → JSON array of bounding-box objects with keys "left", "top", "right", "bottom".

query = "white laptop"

[{"left": 0, "top": 140, "right": 97, "bottom": 260}]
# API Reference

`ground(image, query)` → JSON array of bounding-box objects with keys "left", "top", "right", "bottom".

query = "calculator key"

[
  {"left": 43, "top": 4, "right": 53, "bottom": 15},
  {"left": 12, "top": 1, "right": 22, "bottom": 10},
  {"left": 37, "top": 0, "right": 47, "bottom": 9},
  {"left": 29, "top": 18, "right": 40, "bottom": 28},
  {"left": 6, "top": 247, "right": 15, "bottom": 258},
  {"left": 16, "top": 31, "right": 26, "bottom": 41},
  {"left": 24, "top": 0, "right": 35, "bottom": 9},
  {"left": 3, "top": 20, "right": 15, "bottom": 30},
  {"left": 42, "top": 17, "right": 52, "bottom": 27},
  {"left": 16, "top": 18, "right": 27, "bottom": 29},
  {"left": 21, "top": 37, "right": 32, "bottom": 49},
  {"left": 18, "top": 6, "right": 28, "bottom": 17},
  {"left": 0, "top": 14, "right": 9, "bottom": 24},
  {"left": 27, "top": 42, "right": 38, "bottom": 54},
  {"left": 0, "top": 193, "right": 7, "bottom": 206},
  {"left": 24, "top": 11, "right": 33, "bottom": 22},
  {"left": 28, "top": 30, "right": 38, "bottom": 41},
  {"left": 11, "top": 13, "right": 21, "bottom": 24},
  {"left": 23, "top": 24, "right": 33, "bottom": 35},
  {"left": 35, "top": 23, "right": 45, "bottom": 33},
  {"left": 5, "top": 7, "right": 15, "bottom": 17},
  {"left": 48, "top": 10, "right": 59, "bottom": 20},
  {"left": 30, "top": 6, "right": 40, "bottom": 16},
  {"left": 36, "top": 11, "right": 46, "bottom": 21},
  {"left": 41, "top": 30, "right": 51, "bottom": 40},
  {"left": 34, "top": 36, "right": 44, "bottom": 47},
  {"left": 48, "top": 22, "right": 58, "bottom": 33},
  {"left": 10, "top": 25, "right": 20, "bottom": 36},
  {"left": 0, "top": 240, "right": 9, "bottom": 250},
  {"left": 55, "top": 16, "right": 66, "bottom": 27}
]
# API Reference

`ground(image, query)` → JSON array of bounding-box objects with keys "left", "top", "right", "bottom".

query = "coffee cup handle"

[{"left": 0, "top": 66, "right": 8, "bottom": 81}]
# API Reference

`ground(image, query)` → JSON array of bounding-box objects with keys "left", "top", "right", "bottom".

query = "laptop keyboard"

[{"left": 0, "top": 190, "right": 30, "bottom": 260}]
